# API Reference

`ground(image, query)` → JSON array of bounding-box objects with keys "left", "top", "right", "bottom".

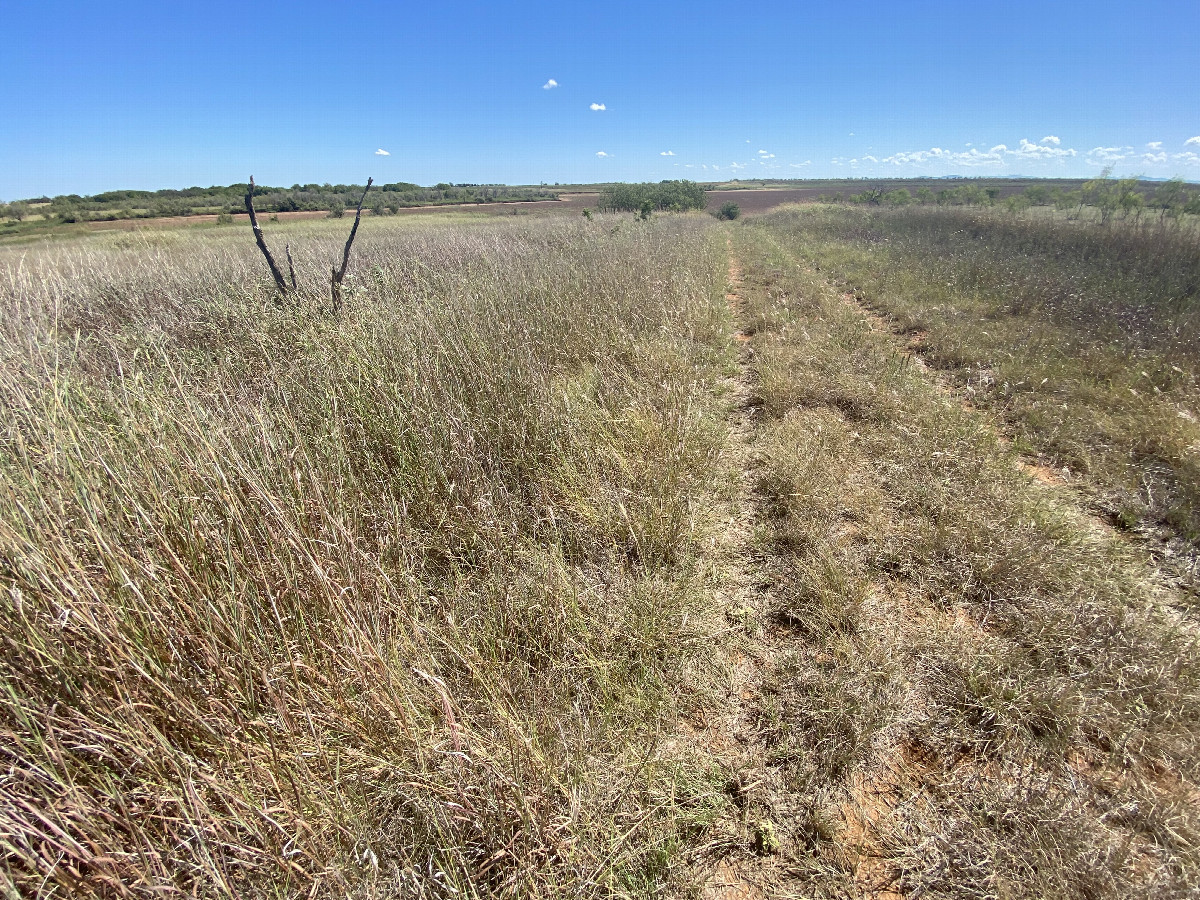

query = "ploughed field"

[{"left": 1, "top": 206, "right": 1198, "bottom": 898}]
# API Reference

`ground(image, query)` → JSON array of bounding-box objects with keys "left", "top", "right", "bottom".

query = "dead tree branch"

[
  {"left": 245, "top": 176, "right": 290, "bottom": 296},
  {"left": 330, "top": 178, "right": 373, "bottom": 315},
  {"left": 285, "top": 243, "right": 298, "bottom": 292}
]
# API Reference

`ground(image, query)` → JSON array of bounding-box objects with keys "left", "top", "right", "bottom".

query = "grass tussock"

[
  {"left": 0, "top": 214, "right": 734, "bottom": 897},
  {"left": 726, "top": 222, "right": 1200, "bottom": 897}
]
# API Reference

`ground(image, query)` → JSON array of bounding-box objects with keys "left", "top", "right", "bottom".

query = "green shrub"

[
  {"left": 714, "top": 202, "right": 741, "bottom": 220},
  {"left": 599, "top": 180, "right": 706, "bottom": 214}
]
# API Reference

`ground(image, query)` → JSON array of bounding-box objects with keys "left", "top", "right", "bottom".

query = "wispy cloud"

[
  {"left": 1087, "top": 146, "right": 1133, "bottom": 164},
  {"left": 590, "top": 102, "right": 606, "bottom": 111},
  {"left": 789, "top": 161, "right": 812, "bottom": 168},
  {"left": 1147, "top": 141, "right": 1163, "bottom": 150},
  {"left": 1040, "top": 135, "right": 1061, "bottom": 145},
  {"left": 374, "top": 148, "right": 390, "bottom": 156},
  {"left": 595, "top": 150, "right": 610, "bottom": 158},
  {"left": 542, "top": 78, "right": 558, "bottom": 90},
  {"left": 757, "top": 149, "right": 770, "bottom": 155},
  {"left": 660, "top": 150, "right": 675, "bottom": 156},
  {"left": 1186, "top": 136, "right": 1200, "bottom": 146},
  {"left": 730, "top": 162, "right": 745, "bottom": 169}
]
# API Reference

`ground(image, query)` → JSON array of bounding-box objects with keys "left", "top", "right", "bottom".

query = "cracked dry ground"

[{"left": 675, "top": 229, "right": 1200, "bottom": 899}]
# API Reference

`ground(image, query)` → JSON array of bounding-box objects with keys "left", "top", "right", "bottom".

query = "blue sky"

[{"left": 3, "top": 0, "right": 1198, "bottom": 199}]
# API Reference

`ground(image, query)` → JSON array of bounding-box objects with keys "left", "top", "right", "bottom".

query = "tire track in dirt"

[
  {"left": 676, "top": 240, "right": 789, "bottom": 900},
  {"left": 837, "top": 287, "right": 1119, "bottom": 525},
  {"left": 834, "top": 284, "right": 1200, "bottom": 630}
]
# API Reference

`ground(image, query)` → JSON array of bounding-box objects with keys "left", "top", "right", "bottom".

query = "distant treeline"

[
  {"left": 598, "top": 180, "right": 707, "bottom": 213},
  {"left": 836, "top": 175, "right": 1200, "bottom": 221},
  {"left": 0, "top": 182, "right": 560, "bottom": 223}
]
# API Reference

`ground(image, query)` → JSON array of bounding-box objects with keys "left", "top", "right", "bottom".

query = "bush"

[
  {"left": 327, "top": 200, "right": 345, "bottom": 219},
  {"left": 216, "top": 212, "right": 233, "bottom": 225},
  {"left": 599, "top": 180, "right": 706, "bottom": 214},
  {"left": 714, "top": 202, "right": 741, "bottom": 221}
]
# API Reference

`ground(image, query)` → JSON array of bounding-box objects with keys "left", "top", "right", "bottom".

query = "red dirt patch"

[{"left": 705, "top": 189, "right": 821, "bottom": 216}]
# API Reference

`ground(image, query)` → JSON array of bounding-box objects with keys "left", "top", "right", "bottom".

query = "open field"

[
  {"left": 82, "top": 195, "right": 604, "bottom": 231},
  {"left": 2, "top": 205, "right": 1199, "bottom": 897}
]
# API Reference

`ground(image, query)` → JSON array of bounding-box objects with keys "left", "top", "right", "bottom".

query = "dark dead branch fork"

[
  {"left": 245, "top": 175, "right": 373, "bottom": 313},
  {"left": 331, "top": 178, "right": 373, "bottom": 315}
]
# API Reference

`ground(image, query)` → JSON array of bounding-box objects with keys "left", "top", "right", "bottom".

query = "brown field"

[
  {"left": 703, "top": 189, "right": 822, "bottom": 214},
  {"left": 85, "top": 193, "right": 601, "bottom": 231}
]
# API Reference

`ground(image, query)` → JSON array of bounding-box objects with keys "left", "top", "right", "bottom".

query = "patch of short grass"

[
  {"left": 724, "top": 222, "right": 1200, "bottom": 897},
  {"left": 761, "top": 204, "right": 1200, "bottom": 558}
]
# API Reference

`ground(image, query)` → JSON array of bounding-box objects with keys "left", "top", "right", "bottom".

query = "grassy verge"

[
  {"left": 757, "top": 205, "right": 1200, "bottom": 569},
  {"left": 725, "top": 222, "right": 1200, "bottom": 897},
  {"left": 0, "top": 214, "right": 733, "bottom": 896}
]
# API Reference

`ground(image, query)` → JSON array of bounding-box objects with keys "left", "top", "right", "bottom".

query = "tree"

[
  {"left": 7, "top": 201, "right": 29, "bottom": 222},
  {"left": 1151, "top": 178, "right": 1189, "bottom": 223},
  {"left": 1023, "top": 185, "right": 1050, "bottom": 206},
  {"left": 598, "top": 180, "right": 706, "bottom": 213},
  {"left": 327, "top": 199, "right": 345, "bottom": 219},
  {"left": 915, "top": 187, "right": 935, "bottom": 205}
]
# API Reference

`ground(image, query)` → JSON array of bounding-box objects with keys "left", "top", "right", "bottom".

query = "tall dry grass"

[{"left": 0, "top": 215, "right": 731, "bottom": 896}]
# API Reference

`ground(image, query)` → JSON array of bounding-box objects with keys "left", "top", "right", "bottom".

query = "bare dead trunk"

[
  {"left": 330, "top": 178, "right": 373, "bottom": 315},
  {"left": 245, "top": 177, "right": 290, "bottom": 296}
]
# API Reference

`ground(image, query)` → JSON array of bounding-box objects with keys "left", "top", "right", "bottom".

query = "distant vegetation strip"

[{"left": 0, "top": 181, "right": 560, "bottom": 224}]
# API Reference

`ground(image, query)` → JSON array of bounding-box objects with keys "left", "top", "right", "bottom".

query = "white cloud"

[
  {"left": 660, "top": 150, "right": 675, "bottom": 156},
  {"left": 848, "top": 132, "right": 854, "bottom": 136},
  {"left": 1186, "top": 136, "right": 1200, "bottom": 146},
  {"left": 1041, "top": 135, "right": 1061, "bottom": 145},
  {"left": 543, "top": 78, "right": 558, "bottom": 90},
  {"left": 1013, "top": 138, "right": 1077, "bottom": 160},
  {"left": 1144, "top": 152, "right": 1167, "bottom": 165},
  {"left": 1172, "top": 151, "right": 1200, "bottom": 166},
  {"left": 863, "top": 155, "right": 878, "bottom": 163},
  {"left": 374, "top": 148, "right": 390, "bottom": 156},
  {"left": 758, "top": 153, "right": 775, "bottom": 159},
  {"left": 1147, "top": 141, "right": 1163, "bottom": 150},
  {"left": 789, "top": 161, "right": 812, "bottom": 168},
  {"left": 595, "top": 151, "right": 610, "bottom": 157},
  {"left": 1087, "top": 146, "right": 1133, "bottom": 164},
  {"left": 590, "top": 102, "right": 606, "bottom": 111},
  {"left": 757, "top": 149, "right": 770, "bottom": 155},
  {"left": 730, "top": 162, "right": 745, "bottom": 169}
]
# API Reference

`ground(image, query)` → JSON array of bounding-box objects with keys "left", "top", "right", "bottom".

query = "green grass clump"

[{"left": 0, "top": 215, "right": 732, "bottom": 896}]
